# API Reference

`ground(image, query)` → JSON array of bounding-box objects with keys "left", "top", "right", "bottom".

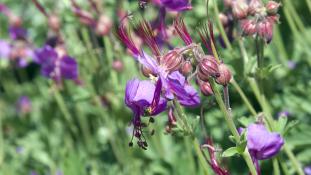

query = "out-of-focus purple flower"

[
  {"left": 277, "top": 110, "right": 290, "bottom": 118},
  {"left": 247, "top": 123, "right": 284, "bottom": 174},
  {"left": 125, "top": 78, "right": 167, "bottom": 149},
  {"left": 0, "top": 40, "right": 11, "bottom": 58},
  {"left": 287, "top": 60, "right": 297, "bottom": 70},
  {"left": 16, "top": 96, "right": 32, "bottom": 114},
  {"left": 9, "top": 26, "right": 27, "bottom": 40},
  {"left": 154, "top": 0, "right": 192, "bottom": 11},
  {"left": 35, "top": 45, "right": 78, "bottom": 83},
  {"left": 16, "top": 146, "right": 24, "bottom": 154},
  {"left": 304, "top": 165, "right": 311, "bottom": 175},
  {"left": 55, "top": 169, "right": 63, "bottom": 175},
  {"left": 30, "top": 171, "right": 38, "bottom": 175}
]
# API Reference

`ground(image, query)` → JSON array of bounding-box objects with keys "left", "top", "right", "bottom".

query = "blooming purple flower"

[
  {"left": 125, "top": 78, "right": 167, "bottom": 149},
  {"left": 247, "top": 123, "right": 284, "bottom": 174},
  {"left": 16, "top": 96, "right": 31, "bottom": 114},
  {"left": 305, "top": 165, "right": 311, "bottom": 175},
  {"left": 35, "top": 45, "right": 78, "bottom": 83},
  {"left": 117, "top": 24, "right": 200, "bottom": 107}
]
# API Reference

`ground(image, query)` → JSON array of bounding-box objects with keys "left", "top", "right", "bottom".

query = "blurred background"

[{"left": 0, "top": 0, "right": 311, "bottom": 174}]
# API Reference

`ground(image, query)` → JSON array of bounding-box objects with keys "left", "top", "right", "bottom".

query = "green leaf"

[
  {"left": 222, "top": 147, "right": 238, "bottom": 157},
  {"left": 283, "top": 120, "right": 300, "bottom": 136}
]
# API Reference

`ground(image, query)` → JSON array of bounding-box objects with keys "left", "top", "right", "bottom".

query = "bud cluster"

[{"left": 227, "top": 0, "right": 280, "bottom": 43}]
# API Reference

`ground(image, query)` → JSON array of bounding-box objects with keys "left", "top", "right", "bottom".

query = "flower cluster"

[{"left": 225, "top": 0, "right": 280, "bottom": 43}]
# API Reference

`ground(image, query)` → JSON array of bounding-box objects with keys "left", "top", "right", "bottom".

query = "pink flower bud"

[
  {"left": 224, "top": 0, "right": 233, "bottom": 8},
  {"left": 48, "top": 15, "right": 61, "bottom": 32},
  {"left": 96, "top": 15, "right": 113, "bottom": 36},
  {"left": 241, "top": 19, "right": 257, "bottom": 36},
  {"left": 232, "top": 2, "right": 249, "bottom": 19},
  {"left": 200, "top": 81, "right": 213, "bottom": 96},
  {"left": 266, "top": 1, "right": 280, "bottom": 15},
  {"left": 9, "top": 15, "right": 22, "bottom": 27},
  {"left": 180, "top": 60, "right": 193, "bottom": 76},
  {"left": 248, "top": 0, "right": 263, "bottom": 15},
  {"left": 161, "top": 50, "right": 183, "bottom": 72},
  {"left": 112, "top": 59, "right": 124, "bottom": 72},
  {"left": 198, "top": 55, "right": 219, "bottom": 81},
  {"left": 216, "top": 63, "right": 232, "bottom": 86},
  {"left": 258, "top": 20, "right": 273, "bottom": 43},
  {"left": 219, "top": 13, "right": 229, "bottom": 27}
]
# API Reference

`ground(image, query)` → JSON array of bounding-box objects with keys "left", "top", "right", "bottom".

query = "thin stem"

[
  {"left": 209, "top": 79, "right": 258, "bottom": 175},
  {"left": 278, "top": 156, "right": 291, "bottom": 175},
  {"left": 283, "top": 145, "right": 305, "bottom": 175},
  {"left": 273, "top": 158, "right": 281, "bottom": 175},
  {"left": 283, "top": 0, "right": 305, "bottom": 33},
  {"left": 212, "top": 0, "right": 232, "bottom": 50},
  {"left": 231, "top": 79, "right": 257, "bottom": 116},
  {"left": 273, "top": 26, "right": 288, "bottom": 64},
  {"left": 223, "top": 85, "right": 230, "bottom": 110},
  {"left": 306, "top": 0, "right": 311, "bottom": 15},
  {"left": 173, "top": 98, "right": 192, "bottom": 134},
  {"left": 193, "top": 138, "right": 210, "bottom": 175}
]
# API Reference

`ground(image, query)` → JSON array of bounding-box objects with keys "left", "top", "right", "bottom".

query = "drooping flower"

[
  {"left": 35, "top": 45, "right": 78, "bottom": 83},
  {"left": 125, "top": 78, "right": 167, "bottom": 149},
  {"left": 246, "top": 123, "right": 284, "bottom": 174}
]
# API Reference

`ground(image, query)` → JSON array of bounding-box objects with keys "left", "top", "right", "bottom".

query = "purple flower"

[
  {"left": 0, "top": 40, "right": 11, "bottom": 58},
  {"left": 153, "top": 0, "right": 192, "bottom": 11},
  {"left": 117, "top": 25, "right": 200, "bottom": 107},
  {"left": 287, "top": 60, "right": 296, "bottom": 70},
  {"left": 125, "top": 78, "right": 167, "bottom": 149},
  {"left": 16, "top": 96, "right": 31, "bottom": 114},
  {"left": 35, "top": 45, "right": 78, "bottom": 82},
  {"left": 305, "top": 165, "right": 311, "bottom": 175},
  {"left": 247, "top": 123, "right": 284, "bottom": 174},
  {"left": 277, "top": 110, "right": 290, "bottom": 118},
  {"left": 9, "top": 26, "right": 27, "bottom": 40}
]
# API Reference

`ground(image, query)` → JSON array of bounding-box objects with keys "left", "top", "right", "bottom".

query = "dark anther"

[
  {"left": 149, "top": 117, "right": 155, "bottom": 123},
  {"left": 128, "top": 142, "right": 133, "bottom": 147}
]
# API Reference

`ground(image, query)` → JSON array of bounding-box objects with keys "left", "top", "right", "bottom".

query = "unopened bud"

[
  {"left": 112, "top": 59, "right": 124, "bottom": 72},
  {"left": 241, "top": 19, "right": 257, "bottom": 36},
  {"left": 95, "top": 15, "right": 113, "bottom": 36},
  {"left": 224, "top": 0, "right": 233, "bottom": 8},
  {"left": 48, "top": 15, "right": 61, "bottom": 32},
  {"left": 219, "top": 13, "right": 229, "bottom": 27},
  {"left": 180, "top": 60, "right": 193, "bottom": 76},
  {"left": 141, "top": 66, "right": 156, "bottom": 77},
  {"left": 198, "top": 56, "right": 219, "bottom": 81},
  {"left": 200, "top": 81, "right": 213, "bottom": 96},
  {"left": 168, "top": 107, "right": 177, "bottom": 126},
  {"left": 257, "top": 20, "right": 273, "bottom": 43},
  {"left": 9, "top": 15, "right": 22, "bottom": 27},
  {"left": 266, "top": 1, "right": 280, "bottom": 15},
  {"left": 232, "top": 2, "right": 249, "bottom": 19},
  {"left": 248, "top": 0, "right": 262, "bottom": 15},
  {"left": 161, "top": 50, "right": 183, "bottom": 72},
  {"left": 216, "top": 63, "right": 232, "bottom": 86}
]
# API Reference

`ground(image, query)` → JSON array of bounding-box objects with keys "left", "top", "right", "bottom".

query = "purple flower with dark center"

[
  {"left": 305, "top": 165, "right": 311, "bottom": 175},
  {"left": 16, "top": 96, "right": 31, "bottom": 114},
  {"left": 125, "top": 78, "right": 167, "bottom": 149},
  {"left": 117, "top": 23, "right": 200, "bottom": 107},
  {"left": 35, "top": 45, "right": 78, "bottom": 83},
  {"left": 247, "top": 123, "right": 284, "bottom": 175},
  {"left": 152, "top": 0, "right": 192, "bottom": 11}
]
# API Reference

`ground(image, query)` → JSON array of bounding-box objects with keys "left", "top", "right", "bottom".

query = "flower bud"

[
  {"left": 48, "top": 15, "right": 61, "bottom": 32},
  {"left": 241, "top": 19, "right": 257, "bottom": 36},
  {"left": 224, "top": 0, "right": 233, "bottom": 8},
  {"left": 219, "top": 13, "right": 229, "bottom": 27},
  {"left": 96, "top": 15, "right": 113, "bottom": 36},
  {"left": 248, "top": 0, "right": 262, "bottom": 15},
  {"left": 200, "top": 81, "right": 213, "bottom": 96},
  {"left": 9, "top": 15, "right": 22, "bottom": 27},
  {"left": 216, "top": 63, "right": 232, "bottom": 86},
  {"left": 112, "top": 59, "right": 124, "bottom": 72},
  {"left": 161, "top": 50, "right": 183, "bottom": 72},
  {"left": 168, "top": 107, "right": 177, "bottom": 126},
  {"left": 180, "top": 60, "right": 193, "bottom": 76},
  {"left": 198, "top": 56, "right": 219, "bottom": 81},
  {"left": 266, "top": 1, "right": 280, "bottom": 15},
  {"left": 258, "top": 20, "right": 273, "bottom": 43},
  {"left": 141, "top": 66, "right": 156, "bottom": 77},
  {"left": 232, "top": 2, "right": 249, "bottom": 19}
]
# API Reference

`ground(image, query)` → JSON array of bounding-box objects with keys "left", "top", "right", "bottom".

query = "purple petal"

[
  {"left": 60, "top": 56, "right": 78, "bottom": 79},
  {"left": 35, "top": 45, "right": 57, "bottom": 65},
  {"left": 160, "top": 0, "right": 192, "bottom": 11},
  {"left": 167, "top": 71, "right": 200, "bottom": 107},
  {"left": 0, "top": 40, "right": 11, "bottom": 59},
  {"left": 247, "top": 123, "right": 284, "bottom": 160},
  {"left": 9, "top": 26, "right": 27, "bottom": 40},
  {"left": 137, "top": 51, "right": 159, "bottom": 74}
]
